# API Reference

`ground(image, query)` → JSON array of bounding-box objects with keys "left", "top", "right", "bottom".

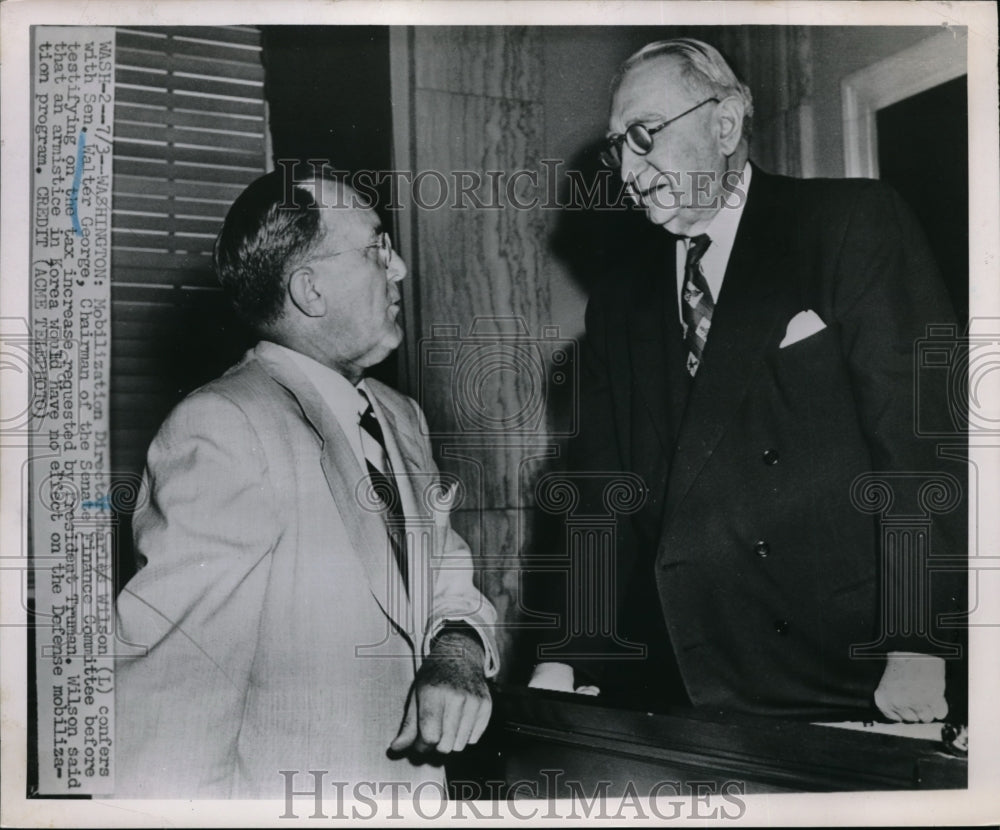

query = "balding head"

[{"left": 214, "top": 170, "right": 366, "bottom": 334}]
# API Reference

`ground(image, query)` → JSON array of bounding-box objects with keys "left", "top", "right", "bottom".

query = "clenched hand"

[
  {"left": 874, "top": 651, "right": 948, "bottom": 723},
  {"left": 389, "top": 627, "right": 491, "bottom": 755}
]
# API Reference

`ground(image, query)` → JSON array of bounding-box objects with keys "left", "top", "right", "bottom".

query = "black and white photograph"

[{"left": 1, "top": 1, "right": 998, "bottom": 825}]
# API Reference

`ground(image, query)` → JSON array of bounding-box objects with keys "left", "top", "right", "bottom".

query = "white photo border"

[{"left": 2, "top": 1, "right": 998, "bottom": 826}]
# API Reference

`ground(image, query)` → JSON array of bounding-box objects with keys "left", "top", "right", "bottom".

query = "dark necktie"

[
  {"left": 357, "top": 388, "right": 408, "bottom": 587},
  {"left": 681, "top": 234, "right": 713, "bottom": 376}
]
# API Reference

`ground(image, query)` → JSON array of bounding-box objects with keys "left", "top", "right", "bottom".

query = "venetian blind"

[{"left": 111, "top": 25, "right": 267, "bottom": 580}]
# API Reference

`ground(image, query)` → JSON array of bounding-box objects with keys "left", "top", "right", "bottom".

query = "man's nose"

[
  {"left": 618, "top": 146, "right": 648, "bottom": 192},
  {"left": 387, "top": 251, "right": 407, "bottom": 283}
]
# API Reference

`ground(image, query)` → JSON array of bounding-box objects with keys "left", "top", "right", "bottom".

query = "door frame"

[{"left": 841, "top": 29, "right": 967, "bottom": 178}]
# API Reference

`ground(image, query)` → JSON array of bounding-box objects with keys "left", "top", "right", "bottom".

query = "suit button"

[
  {"left": 775, "top": 620, "right": 789, "bottom": 635},
  {"left": 754, "top": 540, "right": 770, "bottom": 557},
  {"left": 762, "top": 449, "right": 779, "bottom": 465}
]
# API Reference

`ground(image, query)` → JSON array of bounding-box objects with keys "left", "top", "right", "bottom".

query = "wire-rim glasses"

[
  {"left": 600, "top": 97, "right": 719, "bottom": 169},
  {"left": 323, "top": 231, "right": 394, "bottom": 268}
]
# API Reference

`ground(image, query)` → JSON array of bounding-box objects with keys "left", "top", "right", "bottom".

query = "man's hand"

[
  {"left": 389, "top": 627, "right": 491, "bottom": 755},
  {"left": 528, "top": 662, "right": 575, "bottom": 692},
  {"left": 528, "top": 662, "right": 601, "bottom": 696},
  {"left": 874, "top": 651, "right": 948, "bottom": 723}
]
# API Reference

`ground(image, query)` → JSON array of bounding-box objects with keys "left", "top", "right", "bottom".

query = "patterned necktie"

[
  {"left": 357, "top": 388, "right": 408, "bottom": 587},
  {"left": 681, "top": 234, "right": 713, "bottom": 376}
]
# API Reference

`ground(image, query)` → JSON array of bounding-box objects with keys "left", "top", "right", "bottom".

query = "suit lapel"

[
  {"left": 372, "top": 396, "right": 430, "bottom": 645},
  {"left": 373, "top": 396, "right": 422, "bottom": 479},
  {"left": 254, "top": 342, "right": 412, "bottom": 635},
  {"left": 627, "top": 229, "right": 690, "bottom": 460},
  {"left": 662, "top": 169, "right": 792, "bottom": 527}
]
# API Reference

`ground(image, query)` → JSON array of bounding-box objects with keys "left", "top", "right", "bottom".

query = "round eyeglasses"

[{"left": 600, "top": 97, "right": 719, "bottom": 169}]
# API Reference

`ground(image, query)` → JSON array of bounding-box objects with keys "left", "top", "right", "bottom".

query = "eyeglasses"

[
  {"left": 600, "top": 97, "right": 719, "bottom": 169},
  {"left": 322, "top": 231, "right": 394, "bottom": 268}
]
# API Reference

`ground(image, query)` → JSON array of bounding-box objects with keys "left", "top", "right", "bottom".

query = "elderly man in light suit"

[{"left": 115, "top": 170, "right": 499, "bottom": 798}]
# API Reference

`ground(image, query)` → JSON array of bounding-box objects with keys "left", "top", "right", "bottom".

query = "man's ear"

[
  {"left": 287, "top": 266, "right": 325, "bottom": 317},
  {"left": 715, "top": 96, "right": 746, "bottom": 155}
]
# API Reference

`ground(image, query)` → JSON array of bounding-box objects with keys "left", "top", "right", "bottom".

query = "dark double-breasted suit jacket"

[{"left": 561, "top": 166, "right": 966, "bottom": 717}]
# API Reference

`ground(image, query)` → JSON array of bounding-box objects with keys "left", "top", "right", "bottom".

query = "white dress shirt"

[
  {"left": 674, "top": 162, "right": 752, "bottom": 325},
  {"left": 271, "top": 343, "right": 375, "bottom": 470}
]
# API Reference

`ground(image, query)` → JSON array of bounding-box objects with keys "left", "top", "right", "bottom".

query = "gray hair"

[{"left": 612, "top": 38, "right": 754, "bottom": 142}]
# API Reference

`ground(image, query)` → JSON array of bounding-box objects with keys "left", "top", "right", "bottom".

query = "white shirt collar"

[
  {"left": 675, "top": 161, "right": 753, "bottom": 317},
  {"left": 268, "top": 343, "right": 368, "bottom": 468}
]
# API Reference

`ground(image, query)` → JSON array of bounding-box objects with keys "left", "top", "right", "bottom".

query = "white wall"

[{"left": 809, "top": 26, "right": 944, "bottom": 178}]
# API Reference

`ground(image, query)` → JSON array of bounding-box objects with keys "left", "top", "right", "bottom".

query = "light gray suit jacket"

[{"left": 114, "top": 342, "right": 499, "bottom": 798}]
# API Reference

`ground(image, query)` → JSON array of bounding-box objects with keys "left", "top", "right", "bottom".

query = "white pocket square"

[{"left": 780, "top": 309, "right": 826, "bottom": 348}]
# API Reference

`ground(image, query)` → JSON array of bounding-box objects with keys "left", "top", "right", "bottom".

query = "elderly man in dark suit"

[{"left": 532, "top": 38, "right": 965, "bottom": 722}]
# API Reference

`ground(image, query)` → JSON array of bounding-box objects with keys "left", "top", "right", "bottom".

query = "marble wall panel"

[
  {"left": 406, "top": 27, "right": 556, "bottom": 676},
  {"left": 413, "top": 26, "right": 543, "bottom": 101},
  {"left": 412, "top": 61, "right": 554, "bottom": 513},
  {"left": 450, "top": 505, "right": 564, "bottom": 684}
]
